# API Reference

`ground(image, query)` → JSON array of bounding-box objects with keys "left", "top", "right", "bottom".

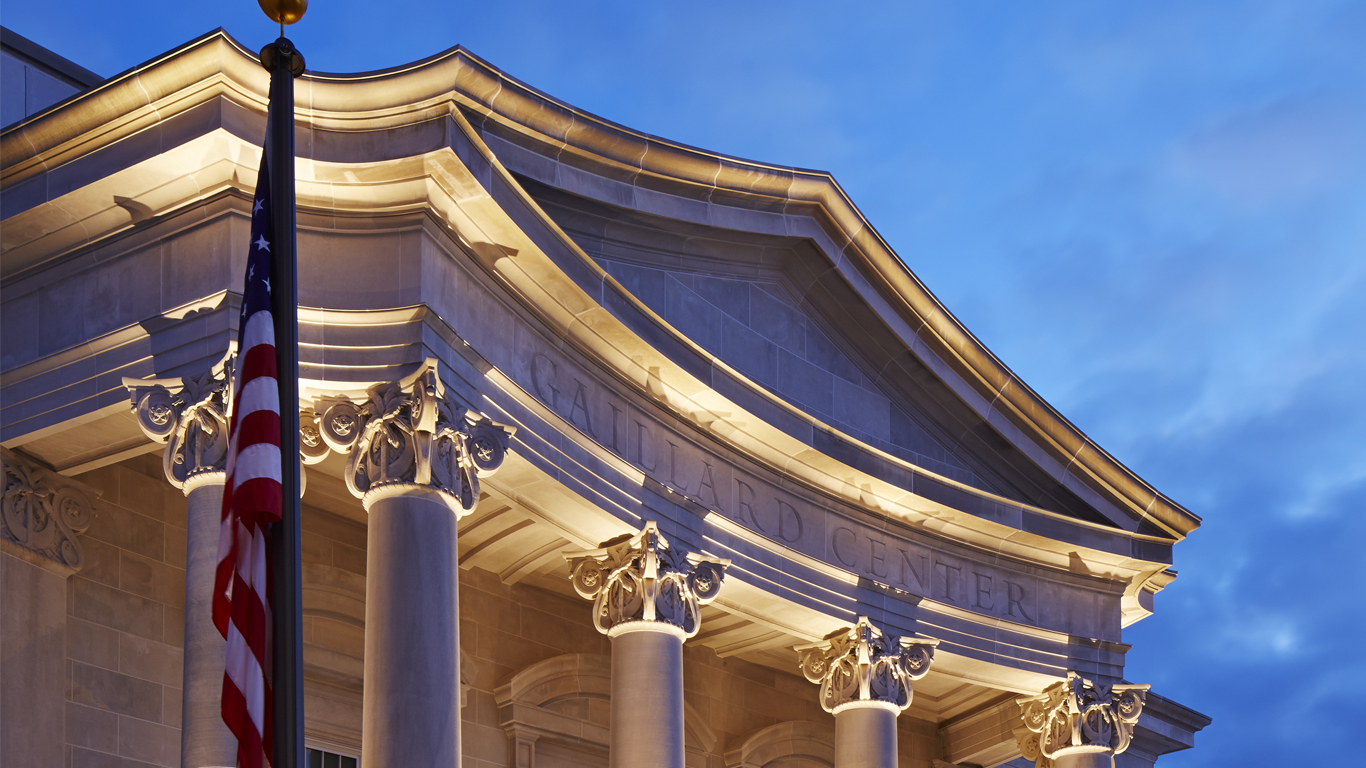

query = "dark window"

[{"left": 306, "top": 746, "right": 357, "bottom": 768}]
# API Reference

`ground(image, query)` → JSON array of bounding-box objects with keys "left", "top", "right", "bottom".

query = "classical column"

[
  {"left": 564, "top": 523, "right": 729, "bottom": 768},
  {"left": 126, "top": 354, "right": 235, "bottom": 768},
  {"left": 324, "top": 359, "right": 514, "bottom": 768},
  {"left": 796, "top": 616, "right": 937, "bottom": 768},
  {"left": 1, "top": 447, "right": 99, "bottom": 768},
  {"left": 1016, "top": 672, "right": 1149, "bottom": 768}
]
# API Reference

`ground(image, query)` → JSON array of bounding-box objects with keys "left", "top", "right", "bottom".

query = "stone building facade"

[{"left": 1, "top": 29, "right": 1209, "bottom": 768}]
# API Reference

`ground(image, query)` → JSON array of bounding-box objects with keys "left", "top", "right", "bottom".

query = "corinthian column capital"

[
  {"left": 1, "top": 447, "right": 99, "bottom": 574},
  {"left": 123, "top": 346, "right": 236, "bottom": 491},
  {"left": 317, "top": 358, "right": 515, "bottom": 514},
  {"left": 796, "top": 616, "right": 937, "bottom": 714},
  {"left": 564, "top": 521, "right": 729, "bottom": 638},
  {"left": 1016, "top": 672, "right": 1148, "bottom": 766}
]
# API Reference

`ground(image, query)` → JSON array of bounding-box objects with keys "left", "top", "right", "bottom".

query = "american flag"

[{"left": 213, "top": 154, "right": 283, "bottom": 768}]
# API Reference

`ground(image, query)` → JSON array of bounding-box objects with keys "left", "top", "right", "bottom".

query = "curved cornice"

[{"left": 0, "top": 30, "right": 1198, "bottom": 540}]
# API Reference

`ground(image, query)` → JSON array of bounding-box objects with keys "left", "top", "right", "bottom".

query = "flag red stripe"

[
  {"left": 237, "top": 343, "right": 277, "bottom": 388},
  {"left": 233, "top": 477, "right": 284, "bottom": 524}
]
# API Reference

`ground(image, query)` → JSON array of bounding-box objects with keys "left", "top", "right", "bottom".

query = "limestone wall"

[{"left": 70, "top": 456, "right": 188, "bottom": 768}]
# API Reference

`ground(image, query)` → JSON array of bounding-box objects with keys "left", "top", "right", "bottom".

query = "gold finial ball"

[{"left": 258, "top": 0, "right": 308, "bottom": 25}]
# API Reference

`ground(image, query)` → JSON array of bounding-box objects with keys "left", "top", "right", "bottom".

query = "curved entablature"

[
  {"left": 0, "top": 28, "right": 1199, "bottom": 542},
  {"left": 0, "top": 29, "right": 1186, "bottom": 675}
]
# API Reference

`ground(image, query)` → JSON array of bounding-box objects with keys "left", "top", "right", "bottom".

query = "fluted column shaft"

[
  {"left": 610, "top": 624, "right": 686, "bottom": 768},
  {"left": 361, "top": 487, "right": 462, "bottom": 768},
  {"left": 180, "top": 475, "right": 236, "bottom": 768}
]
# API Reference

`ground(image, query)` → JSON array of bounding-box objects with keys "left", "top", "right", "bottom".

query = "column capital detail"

[
  {"left": 1, "top": 447, "right": 99, "bottom": 574},
  {"left": 123, "top": 346, "right": 236, "bottom": 491},
  {"left": 564, "top": 522, "right": 729, "bottom": 639},
  {"left": 1016, "top": 672, "right": 1149, "bottom": 766},
  {"left": 796, "top": 616, "right": 937, "bottom": 714},
  {"left": 316, "top": 358, "right": 515, "bottom": 515}
]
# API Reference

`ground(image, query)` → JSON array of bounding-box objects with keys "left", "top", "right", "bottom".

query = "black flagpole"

[{"left": 261, "top": 36, "right": 305, "bottom": 768}]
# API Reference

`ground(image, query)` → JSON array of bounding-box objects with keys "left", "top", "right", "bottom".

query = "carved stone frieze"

[
  {"left": 1, "top": 447, "right": 98, "bottom": 573},
  {"left": 1016, "top": 672, "right": 1148, "bottom": 765},
  {"left": 564, "top": 522, "right": 729, "bottom": 638},
  {"left": 316, "top": 359, "right": 515, "bottom": 514},
  {"left": 123, "top": 347, "right": 235, "bottom": 489},
  {"left": 796, "top": 616, "right": 936, "bottom": 714}
]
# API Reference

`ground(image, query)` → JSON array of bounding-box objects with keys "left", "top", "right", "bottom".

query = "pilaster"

[{"left": 1, "top": 447, "right": 100, "bottom": 768}]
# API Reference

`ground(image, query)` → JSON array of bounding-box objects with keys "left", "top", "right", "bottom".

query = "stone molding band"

[
  {"left": 0, "top": 446, "right": 99, "bottom": 574},
  {"left": 1016, "top": 672, "right": 1149, "bottom": 766},
  {"left": 797, "top": 616, "right": 937, "bottom": 714},
  {"left": 564, "top": 522, "right": 729, "bottom": 639}
]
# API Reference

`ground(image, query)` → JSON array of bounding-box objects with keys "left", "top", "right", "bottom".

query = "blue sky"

[{"left": 6, "top": 2, "right": 1364, "bottom": 765}]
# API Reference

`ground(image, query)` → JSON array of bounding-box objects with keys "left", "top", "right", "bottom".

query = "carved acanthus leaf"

[
  {"left": 316, "top": 359, "right": 515, "bottom": 514},
  {"left": 1, "top": 448, "right": 98, "bottom": 573},
  {"left": 564, "top": 522, "right": 728, "bottom": 638},
  {"left": 1017, "top": 672, "right": 1148, "bottom": 763},
  {"left": 795, "top": 616, "right": 936, "bottom": 714},
  {"left": 122, "top": 346, "right": 236, "bottom": 488}
]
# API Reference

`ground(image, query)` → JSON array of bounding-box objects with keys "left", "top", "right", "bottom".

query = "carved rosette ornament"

[
  {"left": 318, "top": 359, "right": 515, "bottom": 515},
  {"left": 123, "top": 347, "right": 235, "bottom": 490},
  {"left": 1016, "top": 672, "right": 1148, "bottom": 766},
  {"left": 564, "top": 522, "right": 729, "bottom": 638},
  {"left": 796, "top": 616, "right": 937, "bottom": 714},
  {"left": 1, "top": 448, "right": 98, "bottom": 574}
]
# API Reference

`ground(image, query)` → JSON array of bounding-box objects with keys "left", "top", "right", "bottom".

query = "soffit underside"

[{"left": 257, "top": 450, "right": 1054, "bottom": 725}]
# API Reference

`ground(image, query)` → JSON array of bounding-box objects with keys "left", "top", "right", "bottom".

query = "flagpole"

[{"left": 260, "top": 34, "right": 305, "bottom": 768}]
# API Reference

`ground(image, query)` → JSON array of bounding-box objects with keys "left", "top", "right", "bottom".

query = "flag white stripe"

[
  {"left": 225, "top": 622, "right": 266, "bottom": 731},
  {"left": 232, "top": 443, "right": 283, "bottom": 488},
  {"left": 236, "top": 377, "right": 280, "bottom": 421},
  {"left": 241, "top": 310, "right": 275, "bottom": 353}
]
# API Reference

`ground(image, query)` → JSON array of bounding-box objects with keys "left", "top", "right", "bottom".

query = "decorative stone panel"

[{"left": 0, "top": 447, "right": 98, "bottom": 574}]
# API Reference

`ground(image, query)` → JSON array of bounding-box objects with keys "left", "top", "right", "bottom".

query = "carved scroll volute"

[
  {"left": 331, "top": 359, "right": 515, "bottom": 515},
  {"left": 1, "top": 448, "right": 99, "bottom": 574},
  {"left": 796, "top": 616, "right": 937, "bottom": 714},
  {"left": 299, "top": 409, "right": 329, "bottom": 465},
  {"left": 1016, "top": 672, "right": 1149, "bottom": 765},
  {"left": 564, "top": 522, "right": 729, "bottom": 638},
  {"left": 123, "top": 346, "right": 235, "bottom": 489}
]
